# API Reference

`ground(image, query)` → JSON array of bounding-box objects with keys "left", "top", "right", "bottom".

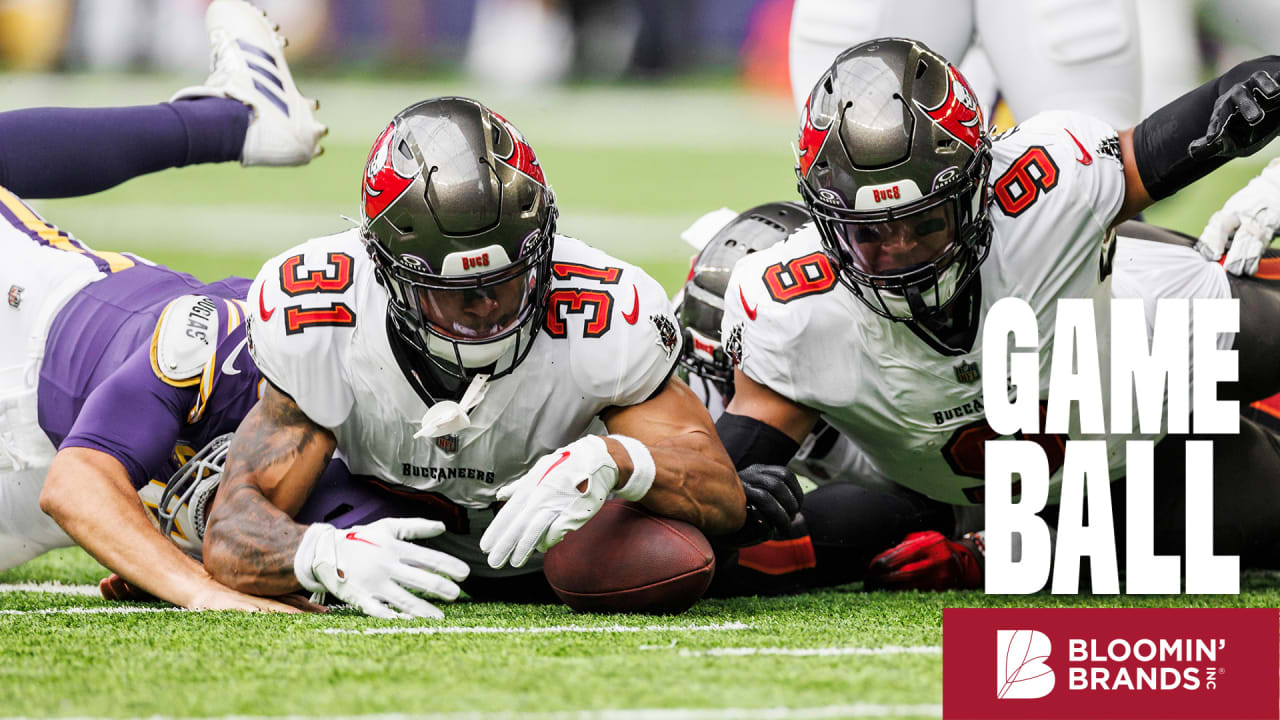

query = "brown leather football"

[{"left": 543, "top": 499, "right": 715, "bottom": 614}]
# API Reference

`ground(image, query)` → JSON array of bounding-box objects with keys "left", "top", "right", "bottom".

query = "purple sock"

[{"left": 0, "top": 98, "right": 250, "bottom": 199}]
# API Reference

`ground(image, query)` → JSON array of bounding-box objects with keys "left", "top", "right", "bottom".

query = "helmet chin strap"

[{"left": 413, "top": 372, "right": 490, "bottom": 439}]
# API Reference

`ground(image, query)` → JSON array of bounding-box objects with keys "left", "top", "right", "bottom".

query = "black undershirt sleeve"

[
  {"left": 715, "top": 411, "right": 801, "bottom": 470},
  {"left": 1134, "top": 56, "right": 1280, "bottom": 200}
]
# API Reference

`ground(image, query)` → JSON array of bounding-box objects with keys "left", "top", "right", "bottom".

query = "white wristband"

[
  {"left": 608, "top": 434, "right": 655, "bottom": 501},
  {"left": 293, "top": 523, "right": 333, "bottom": 594}
]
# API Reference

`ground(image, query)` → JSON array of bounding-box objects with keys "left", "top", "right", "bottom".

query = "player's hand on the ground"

[
  {"left": 100, "top": 572, "right": 310, "bottom": 613},
  {"left": 865, "top": 531, "right": 984, "bottom": 592},
  {"left": 481, "top": 436, "right": 620, "bottom": 569},
  {"left": 293, "top": 519, "right": 469, "bottom": 620},
  {"left": 99, "top": 573, "right": 157, "bottom": 603},
  {"left": 718, "top": 464, "right": 803, "bottom": 548},
  {"left": 1189, "top": 70, "right": 1280, "bottom": 160},
  {"left": 1197, "top": 157, "right": 1280, "bottom": 275}
]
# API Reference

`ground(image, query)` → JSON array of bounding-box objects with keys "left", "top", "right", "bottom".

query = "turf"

[
  {"left": 3, "top": 75, "right": 1279, "bottom": 719},
  {"left": 4, "top": 549, "right": 1280, "bottom": 718}
]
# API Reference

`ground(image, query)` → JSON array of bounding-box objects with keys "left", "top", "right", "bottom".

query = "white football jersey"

[
  {"left": 248, "top": 229, "right": 680, "bottom": 574},
  {"left": 724, "top": 111, "right": 1131, "bottom": 506},
  {"left": 682, "top": 367, "right": 886, "bottom": 489}
]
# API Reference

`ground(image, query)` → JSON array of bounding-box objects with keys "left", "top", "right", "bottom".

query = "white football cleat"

[{"left": 171, "top": 0, "right": 326, "bottom": 166}]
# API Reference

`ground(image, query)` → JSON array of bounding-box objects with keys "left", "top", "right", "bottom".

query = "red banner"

[{"left": 943, "top": 608, "right": 1278, "bottom": 719}]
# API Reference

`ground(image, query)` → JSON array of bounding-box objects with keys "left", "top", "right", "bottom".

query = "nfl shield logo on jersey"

[
  {"left": 435, "top": 434, "right": 458, "bottom": 453},
  {"left": 953, "top": 360, "right": 980, "bottom": 384}
]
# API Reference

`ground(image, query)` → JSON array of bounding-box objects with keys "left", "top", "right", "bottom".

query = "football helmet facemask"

[
  {"left": 677, "top": 202, "right": 811, "bottom": 403},
  {"left": 143, "top": 434, "right": 231, "bottom": 559},
  {"left": 361, "top": 97, "right": 557, "bottom": 384},
  {"left": 796, "top": 38, "right": 992, "bottom": 325}
]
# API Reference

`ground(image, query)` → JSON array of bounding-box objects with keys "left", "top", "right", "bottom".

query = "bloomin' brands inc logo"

[
  {"left": 996, "top": 630, "right": 1054, "bottom": 699},
  {"left": 943, "top": 609, "right": 1279, "bottom": 720}
]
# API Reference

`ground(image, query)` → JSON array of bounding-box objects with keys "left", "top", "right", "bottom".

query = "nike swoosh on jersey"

[
  {"left": 258, "top": 284, "right": 276, "bottom": 322},
  {"left": 622, "top": 285, "right": 640, "bottom": 324},
  {"left": 537, "top": 451, "right": 572, "bottom": 485},
  {"left": 739, "top": 286, "right": 758, "bottom": 320},
  {"left": 221, "top": 337, "right": 249, "bottom": 376},
  {"left": 1064, "top": 129, "right": 1093, "bottom": 166}
]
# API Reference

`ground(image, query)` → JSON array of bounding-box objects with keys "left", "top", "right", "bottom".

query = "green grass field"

[{"left": 2, "top": 74, "right": 1279, "bottom": 719}]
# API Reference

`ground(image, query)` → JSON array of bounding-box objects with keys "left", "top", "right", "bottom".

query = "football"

[{"left": 543, "top": 499, "right": 716, "bottom": 614}]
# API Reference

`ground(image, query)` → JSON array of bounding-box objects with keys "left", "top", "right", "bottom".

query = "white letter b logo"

[{"left": 996, "top": 629, "right": 1055, "bottom": 699}]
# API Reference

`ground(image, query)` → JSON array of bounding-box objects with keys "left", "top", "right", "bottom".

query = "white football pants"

[{"left": 789, "top": 0, "right": 1142, "bottom": 130}]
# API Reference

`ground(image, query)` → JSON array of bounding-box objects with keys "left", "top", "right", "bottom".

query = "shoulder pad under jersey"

[{"left": 150, "top": 295, "right": 221, "bottom": 386}]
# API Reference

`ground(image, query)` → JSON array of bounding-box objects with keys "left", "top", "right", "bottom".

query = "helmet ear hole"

[{"left": 916, "top": 59, "right": 928, "bottom": 79}]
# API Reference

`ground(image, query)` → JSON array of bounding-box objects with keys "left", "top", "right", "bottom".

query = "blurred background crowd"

[{"left": 0, "top": 0, "right": 1275, "bottom": 114}]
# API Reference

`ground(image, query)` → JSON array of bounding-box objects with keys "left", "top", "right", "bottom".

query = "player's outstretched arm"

[
  {"left": 41, "top": 448, "right": 303, "bottom": 612},
  {"left": 714, "top": 370, "right": 821, "bottom": 547},
  {"left": 599, "top": 377, "right": 745, "bottom": 534},
  {"left": 202, "top": 384, "right": 335, "bottom": 596},
  {"left": 480, "top": 377, "right": 746, "bottom": 570},
  {"left": 204, "top": 385, "right": 468, "bottom": 619},
  {"left": 1115, "top": 56, "right": 1280, "bottom": 226}
]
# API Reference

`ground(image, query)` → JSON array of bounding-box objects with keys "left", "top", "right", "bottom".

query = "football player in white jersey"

[
  {"left": 199, "top": 98, "right": 753, "bottom": 619},
  {"left": 718, "top": 38, "right": 1280, "bottom": 590},
  {"left": 676, "top": 202, "right": 961, "bottom": 594}
]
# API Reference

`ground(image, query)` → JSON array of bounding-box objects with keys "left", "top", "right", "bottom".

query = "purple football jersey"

[{"left": 41, "top": 262, "right": 262, "bottom": 488}]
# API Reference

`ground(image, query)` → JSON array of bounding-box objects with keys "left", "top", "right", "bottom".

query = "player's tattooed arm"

[
  {"left": 202, "top": 383, "right": 335, "bottom": 596},
  {"left": 602, "top": 377, "right": 746, "bottom": 535}
]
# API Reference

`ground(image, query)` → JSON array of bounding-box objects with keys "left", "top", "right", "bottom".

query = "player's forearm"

[
  {"left": 202, "top": 477, "right": 307, "bottom": 595},
  {"left": 202, "top": 384, "right": 335, "bottom": 595},
  {"left": 609, "top": 432, "right": 746, "bottom": 535},
  {"left": 40, "top": 448, "right": 223, "bottom": 607}
]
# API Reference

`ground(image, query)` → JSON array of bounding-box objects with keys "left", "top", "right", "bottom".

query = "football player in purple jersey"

[{"left": 0, "top": 0, "right": 326, "bottom": 611}]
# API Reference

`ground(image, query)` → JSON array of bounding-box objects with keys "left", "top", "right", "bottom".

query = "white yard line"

[
  {"left": 0, "top": 582, "right": 100, "bottom": 596},
  {"left": 0, "top": 705, "right": 942, "bottom": 720},
  {"left": 0, "top": 606, "right": 190, "bottom": 616},
  {"left": 319, "top": 621, "right": 752, "bottom": 636},
  {"left": 669, "top": 645, "right": 942, "bottom": 658}
]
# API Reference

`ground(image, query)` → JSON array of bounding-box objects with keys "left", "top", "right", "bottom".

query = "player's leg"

[
  {"left": 1227, "top": 257, "right": 1280, "bottom": 403},
  {"left": 708, "top": 481, "right": 956, "bottom": 596},
  {"left": 1135, "top": 0, "right": 1200, "bottom": 115},
  {"left": 0, "top": 0, "right": 323, "bottom": 199},
  {"left": 975, "top": 0, "right": 1141, "bottom": 129},
  {"left": 0, "top": 216, "right": 106, "bottom": 570},
  {"left": 788, "top": 0, "right": 975, "bottom": 113},
  {"left": 0, "top": 468, "right": 73, "bottom": 571},
  {"left": 0, "top": 100, "right": 248, "bottom": 200},
  {"left": 1145, "top": 419, "right": 1280, "bottom": 568}
]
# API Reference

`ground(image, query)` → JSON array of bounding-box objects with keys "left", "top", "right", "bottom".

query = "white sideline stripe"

[
  {"left": 319, "top": 621, "right": 752, "bottom": 636},
  {"left": 670, "top": 645, "right": 942, "bottom": 658},
  {"left": 0, "top": 582, "right": 100, "bottom": 596},
  {"left": 0, "top": 704, "right": 943, "bottom": 719}
]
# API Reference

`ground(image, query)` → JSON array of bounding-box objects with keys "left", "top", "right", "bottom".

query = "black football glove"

[
  {"left": 719, "top": 464, "right": 803, "bottom": 548},
  {"left": 1189, "top": 69, "right": 1280, "bottom": 161}
]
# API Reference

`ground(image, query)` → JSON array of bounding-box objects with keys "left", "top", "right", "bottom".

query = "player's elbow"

[
  {"left": 37, "top": 475, "right": 66, "bottom": 522},
  {"left": 39, "top": 456, "right": 78, "bottom": 524}
]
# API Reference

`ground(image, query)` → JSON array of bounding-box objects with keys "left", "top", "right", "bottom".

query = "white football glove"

[
  {"left": 294, "top": 518, "right": 470, "bottom": 620},
  {"left": 1196, "top": 157, "right": 1280, "bottom": 276},
  {"left": 480, "top": 435, "right": 653, "bottom": 569}
]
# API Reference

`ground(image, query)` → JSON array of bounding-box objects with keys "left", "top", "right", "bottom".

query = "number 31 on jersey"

[{"left": 277, "top": 252, "right": 357, "bottom": 335}]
